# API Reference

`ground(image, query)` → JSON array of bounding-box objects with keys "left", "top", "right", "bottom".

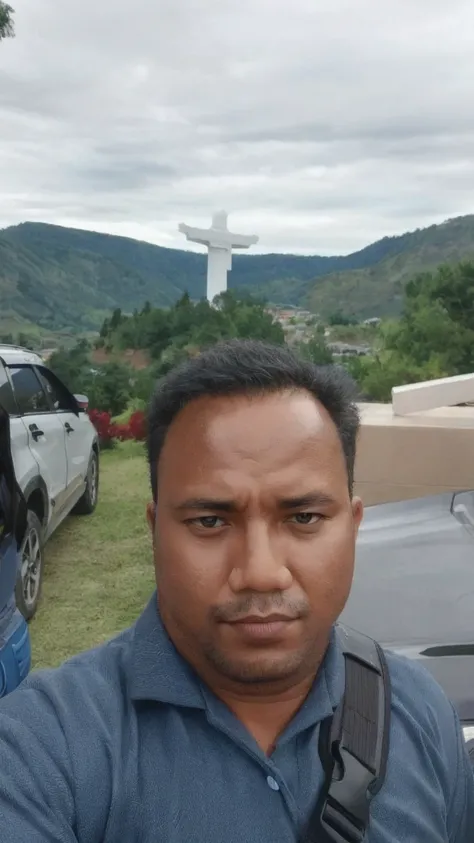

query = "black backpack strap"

[{"left": 301, "top": 626, "right": 391, "bottom": 843}]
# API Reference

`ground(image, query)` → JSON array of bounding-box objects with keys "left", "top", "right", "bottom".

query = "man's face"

[{"left": 147, "top": 390, "right": 363, "bottom": 689}]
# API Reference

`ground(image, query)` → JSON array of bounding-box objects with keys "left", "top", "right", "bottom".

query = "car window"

[
  {"left": 0, "top": 364, "right": 17, "bottom": 415},
  {"left": 8, "top": 366, "right": 50, "bottom": 415},
  {"left": 36, "top": 367, "right": 78, "bottom": 413}
]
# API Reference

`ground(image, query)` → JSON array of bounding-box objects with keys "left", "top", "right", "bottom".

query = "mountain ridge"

[
  {"left": 1, "top": 215, "right": 474, "bottom": 328},
  {"left": 304, "top": 214, "right": 474, "bottom": 319}
]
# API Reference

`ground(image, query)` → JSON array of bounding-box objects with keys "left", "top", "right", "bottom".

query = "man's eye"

[
  {"left": 290, "top": 512, "right": 321, "bottom": 525},
  {"left": 191, "top": 516, "right": 225, "bottom": 529}
]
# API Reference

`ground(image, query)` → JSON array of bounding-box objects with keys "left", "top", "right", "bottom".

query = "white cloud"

[{"left": 1, "top": 0, "right": 474, "bottom": 254}]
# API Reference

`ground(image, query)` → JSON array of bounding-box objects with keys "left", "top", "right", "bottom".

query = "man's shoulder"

[
  {"left": 0, "top": 623, "right": 147, "bottom": 840},
  {"left": 384, "top": 649, "right": 458, "bottom": 736},
  {"left": 382, "top": 651, "right": 466, "bottom": 816},
  {"left": 366, "top": 650, "right": 474, "bottom": 840},
  {"left": 0, "top": 623, "right": 136, "bottom": 719}
]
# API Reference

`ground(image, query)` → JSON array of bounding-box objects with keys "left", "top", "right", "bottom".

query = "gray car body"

[{"left": 341, "top": 491, "right": 474, "bottom": 722}]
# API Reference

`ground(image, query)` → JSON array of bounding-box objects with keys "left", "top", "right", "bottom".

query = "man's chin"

[{"left": 204, "top": 649, "right": 305, "bottom": 685}]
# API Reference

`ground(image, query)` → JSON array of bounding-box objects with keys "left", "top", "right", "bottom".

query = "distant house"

[
  {"left": 363, "top": 317, "right": 381, "bottom": 327},
  {"left": 265, "top": 306, "right": 314, "bottom": 329},
  {"left": 328, "top": 342, "right": 370, "bottom": 357}
]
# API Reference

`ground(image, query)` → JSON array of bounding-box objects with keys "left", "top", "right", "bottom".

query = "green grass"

[{"left": 29, "top": 441, "right": 155, "bottom": 669}]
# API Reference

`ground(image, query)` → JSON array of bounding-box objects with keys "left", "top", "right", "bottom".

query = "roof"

[{"left": 0, "top": 345, "right": 43, "bottom": 366}]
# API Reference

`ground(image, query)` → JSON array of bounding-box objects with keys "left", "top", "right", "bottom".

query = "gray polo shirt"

[{"left": 0, "top": 595, "right": 472, "bottom": 842}]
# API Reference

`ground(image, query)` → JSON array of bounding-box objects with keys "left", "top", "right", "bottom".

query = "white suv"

[{"left": 0, "top": 345, "right": 99, "bottom": 620}]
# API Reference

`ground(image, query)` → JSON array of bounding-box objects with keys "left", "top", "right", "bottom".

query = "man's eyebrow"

[
  {"left": 173, "top": 498, "right": 236, "bottom": 512},
  {"left": 171, "top": 492, "right": 336, "bottom": 512},
  {"left": 278, "top": 491, "right": 336, "bottom": 508}
]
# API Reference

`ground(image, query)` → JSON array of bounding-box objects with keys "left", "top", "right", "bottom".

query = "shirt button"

[{"left": 266, "top": 775, "right": 280, "bottom": 791}]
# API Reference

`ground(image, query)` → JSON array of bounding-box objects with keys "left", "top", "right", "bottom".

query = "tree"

[
  {"left": 175, "top": 292, "right": 191, "bottom": 309},
  {"left": 17, "top": 332, "right": 34, "bottom": 350},
  {"left": 297, "top": 335, "right": 334, "bottom": 366},
  {"left": 87, "top": 361, "right": 132, "bottom": 416},
  {"left": 154, "top": 344, "right": 194, "bottom": 377},
  {"left": 381, "top": 263, "right": 474, "bottom": 375},
  {"left": 109, "top": 308, "right": 123, "bottom": 330},
  {"left": 215, "top": 291, "right": 285, "bottom": 345},
  {"left": 70, "top": 293, "right": 289, "bottom": 411},
  {"left": 49, "top": 342, "right": 133, "bottom": 415},
  {"left": 138, "top": 308, "right": 172, "bottom": 358},
  {"left": 99, "top": 318, "right": 110, "bottom": 339},
  {"left": 49, "top": 343, "right": 91, "bottom": 391},
  {"left": 347, "top": 353, "right": 446, "bottom": 403},
  {"left": 328, "top": 312, "right": 357, "bottom": 326},
  {"left": 0, "top": 3, "right": 14, "bottom": 40},
  {"left": 348, "top": 261, "right": 474, "bottom": 401}
]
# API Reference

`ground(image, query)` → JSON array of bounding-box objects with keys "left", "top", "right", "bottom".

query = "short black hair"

[{"left": 147, "top": 339, "right": 360, "bottom": 501}]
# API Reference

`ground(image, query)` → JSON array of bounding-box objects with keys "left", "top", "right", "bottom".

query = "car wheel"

[
  {"left": 15, "top": 510, "right": 44, "bottom": 622},
  {"left": 72, "top": 451, "right": 99, "bottom": 516}
]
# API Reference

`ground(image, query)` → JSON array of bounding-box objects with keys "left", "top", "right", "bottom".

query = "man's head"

[{"left": 146, "top": 340, "right": 363, "bottom": 693}]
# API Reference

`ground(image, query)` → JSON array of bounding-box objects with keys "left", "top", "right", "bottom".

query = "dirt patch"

[
  {"left": 91, "top": 348, "right": 150, "bottom": 370},
  {"left": 91, "top": 348, "right": 109, "bottom": 365}
]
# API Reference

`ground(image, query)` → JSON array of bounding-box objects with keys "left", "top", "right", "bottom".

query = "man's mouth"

[
  {"left": 224, "top": 613, "right": 299, "bottom": 641},
  {"left": 230, "top": 613, "right": 298, "bottom": 624}
]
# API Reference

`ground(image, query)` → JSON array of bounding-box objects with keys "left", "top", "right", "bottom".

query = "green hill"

[
  {"left": 2, "top": 220, "right": 409, "bottom": 316},
  {"left": 304, "top": 215, "right": 474, "bottom": 319},
  {"left": 0, "top": 227, "right": 184, "bottom": 330},
  {"left": 2, "top": 215, "right": 474, "bottom": 329}
]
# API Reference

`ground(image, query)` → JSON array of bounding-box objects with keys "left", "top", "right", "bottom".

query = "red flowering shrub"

[
  {"left": 110, "top": 422, "right": 132, "bottom": 442},
  {"left": 88, "top": 409, "right": 115, "bottom": 449},
  {"left": 88, "top": 409, "right": 146, "bottom": 447},
  {"left": 128, "top": 411, "right": 147, "bottom": 441}
]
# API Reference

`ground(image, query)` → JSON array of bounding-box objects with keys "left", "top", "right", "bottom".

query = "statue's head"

[{"left": 212, "top": 210, "right": 228, "bottom": 230}]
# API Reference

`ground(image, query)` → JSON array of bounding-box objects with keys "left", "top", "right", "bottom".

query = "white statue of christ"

[{"left": 178, "top": 211, "right": 259, "bottom": 301}]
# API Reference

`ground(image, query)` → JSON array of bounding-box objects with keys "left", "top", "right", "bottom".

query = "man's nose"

[{"left": 228, "top": 523, "right": 292, "bottom": 593}]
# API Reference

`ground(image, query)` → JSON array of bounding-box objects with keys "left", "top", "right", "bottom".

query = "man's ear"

[
  {"left": 351, "top": 496, "right": 364, "bottom": 537},
  {"left": 146, "top": 501, "right": 156, "bottom": 535}
]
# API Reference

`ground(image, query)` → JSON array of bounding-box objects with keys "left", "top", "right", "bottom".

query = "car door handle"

[
  {"left": 65, "top": 422, "right": 74, "bottom": 434},
  {"left": 29, "top": 423, "right": 44, "bottom": 441}
]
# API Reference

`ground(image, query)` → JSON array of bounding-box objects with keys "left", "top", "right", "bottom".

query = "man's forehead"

[{"left": 160, "top": 391, "right": 343, "bottom": 473}]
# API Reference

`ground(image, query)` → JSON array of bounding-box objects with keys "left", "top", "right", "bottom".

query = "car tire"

[
  {"left": 72, "top": 450, "right": 99, "bottom": 516},
  {"left": 15, "top": 509, "right": 44, "bottom": 622}
]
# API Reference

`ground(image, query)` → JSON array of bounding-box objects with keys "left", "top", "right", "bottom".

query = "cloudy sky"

[{"left": 1, "top": 0, "right": 474, "bottom": 255}]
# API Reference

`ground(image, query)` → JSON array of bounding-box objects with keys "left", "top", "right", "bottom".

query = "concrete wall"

[{"left": 354, "top": 403, "right": 474, "bottom": 506}]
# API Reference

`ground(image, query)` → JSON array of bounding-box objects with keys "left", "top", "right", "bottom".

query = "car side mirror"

[{"left": 74, "top": 394, "right": 89, "bottom": 412}]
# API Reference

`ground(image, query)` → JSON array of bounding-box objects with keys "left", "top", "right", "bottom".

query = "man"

[{"left": 0, "top": 339, "right": 472, "bottom": 841}]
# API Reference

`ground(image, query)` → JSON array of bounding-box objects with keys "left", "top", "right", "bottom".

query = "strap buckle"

[
  {"left": 300, "top": 628, "right": 391, "bottom": 843},
  {"left": 319, "top": 745, "right": 376, "bottom": 843}
]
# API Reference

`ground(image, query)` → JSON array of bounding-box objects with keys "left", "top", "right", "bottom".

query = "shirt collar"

[
  {"left": 128, "top": 594, "right": 206, "bottom": 708},
  {"left": 128, "top": 593, "right": 345, "bottom": 722}
]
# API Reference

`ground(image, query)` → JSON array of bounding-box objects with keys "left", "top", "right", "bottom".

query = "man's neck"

[
  {"left": 158, "top": 605, "right": 331, "bottom": 754},
  {"left": 213, "top": 672, "right": 319, "bottom": 756}
]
